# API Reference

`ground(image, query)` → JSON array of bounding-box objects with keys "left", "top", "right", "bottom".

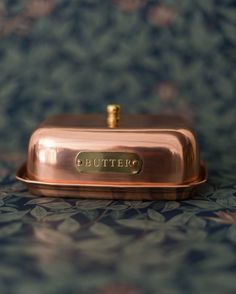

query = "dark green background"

[{"left": 0, "top": 0, "right": 235, "bottom": 172}]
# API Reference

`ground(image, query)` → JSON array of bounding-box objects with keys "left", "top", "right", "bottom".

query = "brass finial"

[{"left": 107, "top": 104, "right": 120, "bottom": 128}]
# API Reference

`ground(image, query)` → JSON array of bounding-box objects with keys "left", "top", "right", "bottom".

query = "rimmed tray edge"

[{"left": 16, "top": 161, "right": 207, "bottom": 190}]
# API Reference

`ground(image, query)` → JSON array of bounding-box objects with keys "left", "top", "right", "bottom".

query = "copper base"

[{"left": 16, "top": 162, "right": 207, "bottom": 200}]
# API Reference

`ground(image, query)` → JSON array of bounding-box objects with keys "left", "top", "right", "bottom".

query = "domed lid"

[{"left": 16, "top": 105, "right": 207, "bottom": 200}]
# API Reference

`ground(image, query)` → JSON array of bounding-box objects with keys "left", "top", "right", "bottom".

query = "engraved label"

[
  {"left": 75, "top": 152, "right": 142, "bottom": 174},
  {"left": 94, "top": 159, "right": 100, "bottom": 168},
  {"left": 117, "top": 159, "right": 123, "bottom": 168},
  {"left": 132, "top": 160, "right": 138, "bottom": 166},
  {"left": 125, "top": 159, "right": 132, "bottom": 168},
  {"left": 102, "top": 159, "right": 108, "bottom": 167},
  {"left": 77, "top": 159, "right": 83, "bottom": 167},
  {"left": 85, "top": 159, "right": 91, "bottom": 167},
  {"left": 110, "top": 159, "right": 116, "bottom": 167}
]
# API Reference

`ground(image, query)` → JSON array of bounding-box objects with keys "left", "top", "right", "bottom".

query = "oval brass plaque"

[{"left": 75, "top": 152, "right": 142, "bottom": 174}]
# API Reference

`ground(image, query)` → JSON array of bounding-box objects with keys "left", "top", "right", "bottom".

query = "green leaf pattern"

[{"left": 0, "top": 155, "right": 236, "bottom": 293}]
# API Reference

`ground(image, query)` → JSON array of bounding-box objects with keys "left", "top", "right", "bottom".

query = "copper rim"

[{"left": 16, "top": 161, "right": 207, "bottom": 189}]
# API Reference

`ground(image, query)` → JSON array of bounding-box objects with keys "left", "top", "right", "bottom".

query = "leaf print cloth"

[{"left": 0, "top": 152, "right": 235, "bottom": 294}]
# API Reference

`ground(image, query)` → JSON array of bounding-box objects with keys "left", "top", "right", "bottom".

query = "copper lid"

[{"left": 16, "top": 105, "right": 207, "bottom": 199}]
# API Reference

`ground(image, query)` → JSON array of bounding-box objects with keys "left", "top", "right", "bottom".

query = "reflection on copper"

[
  {"left": 26, "top": 115, "right": 201, "bottom": 186},
  {"left": 16, "top": 112, "right": 207, "bottom": 200}
]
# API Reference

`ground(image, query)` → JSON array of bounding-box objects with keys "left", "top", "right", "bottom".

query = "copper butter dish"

[{"left": 16, "top": 105, "right": 207, "bottom": 200}]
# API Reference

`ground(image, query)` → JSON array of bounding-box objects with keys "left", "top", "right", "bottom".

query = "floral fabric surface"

[
  {"left": 0, "top": 153, "right": 235, "bottom": 294},
  {"left": 0, "top": 1, "right": 236, "bottom": 293}
]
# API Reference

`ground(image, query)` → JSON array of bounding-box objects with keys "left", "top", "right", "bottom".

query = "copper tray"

[{"left": 16, "top": 161, "right": 207, "bottom": 200}]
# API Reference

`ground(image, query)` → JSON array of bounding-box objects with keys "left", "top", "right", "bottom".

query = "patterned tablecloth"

[{"left": 0, "top": 153, "right": 235, "bottom": 294}]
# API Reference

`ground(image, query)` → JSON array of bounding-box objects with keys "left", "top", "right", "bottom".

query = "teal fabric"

[
  {"left": 0, "top": 1, "right": 236, "bottom": 293},
  {"left": 0, "top": 155, "right": 236, "bottom": 294}
]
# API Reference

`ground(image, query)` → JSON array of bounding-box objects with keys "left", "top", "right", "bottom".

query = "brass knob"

[{"left": 107, "top": 104, "right": 120, "bottom": 128}]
